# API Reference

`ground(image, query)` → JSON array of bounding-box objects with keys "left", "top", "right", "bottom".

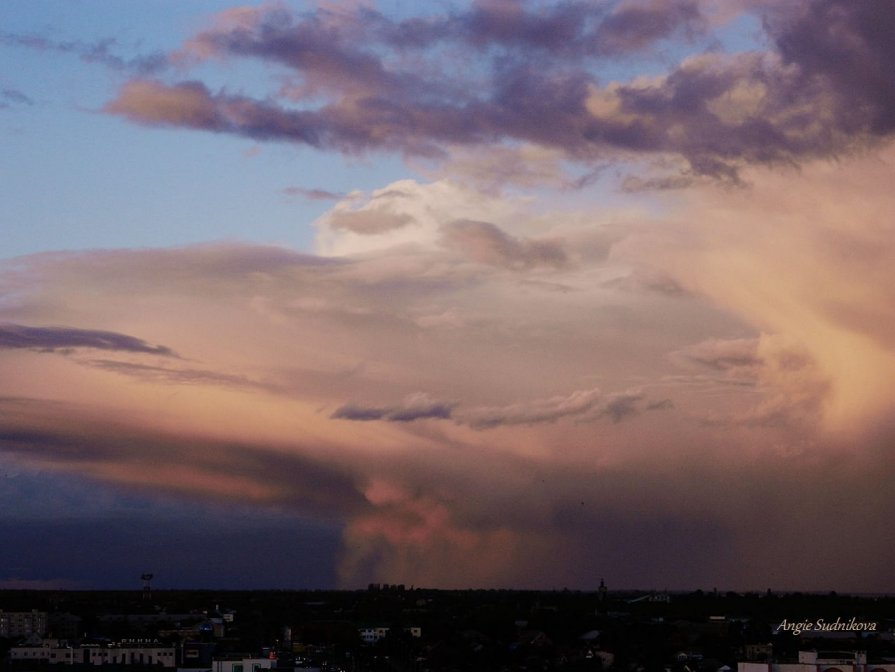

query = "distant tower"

[
  {"left": 598, "top": 578, "right": 608, "bottom": 602},
  {"left": 141, "top": 573, "right": 154, "bottom": 601}
]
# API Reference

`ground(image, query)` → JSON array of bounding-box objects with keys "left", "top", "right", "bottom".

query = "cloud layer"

[{"left": 101, "top": 1, "right": 895, "bottom": 180}]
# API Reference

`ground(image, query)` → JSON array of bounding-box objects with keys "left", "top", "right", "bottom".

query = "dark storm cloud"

[
  {"left": 771, "top": 0, "right": 895, "bottom": 136},
  {"left": 103, "top": 1, "right": 895, "bottom": 179},
  {"left": 0, "top": 397, "right": 367, "bottom": 519},
  {"left": 0, "top": 323, "right": 175, "bottom": 356}
]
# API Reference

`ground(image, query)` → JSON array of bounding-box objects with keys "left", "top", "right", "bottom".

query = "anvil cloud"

[{"left": 2, "top": 0, "right": 895, "bottom": 590}]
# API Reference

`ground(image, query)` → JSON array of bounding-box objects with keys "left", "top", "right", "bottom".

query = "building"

[
  {"left": 358, "top": 627, "right": 391, "bottom": 644},
  {"left": 742, "top": 643, "right": 773, "bottom": 661},
  {"left": 211, "top": 656, "right": 273, "bottom": 672},
  {"left": 0, "top": 610, "right": 48, "bottom": 638},
  {"left": 9, "top": 640, "right": 176, "bottom": 667},
  {"left": 739, "top": 651, "right": 895, "bottom": 672},
  {"left": 357, "top": 626, "right": 421, "bottom": 644},
  {"left": 181, "top": 641, "right": 217, "bottom": 669}
]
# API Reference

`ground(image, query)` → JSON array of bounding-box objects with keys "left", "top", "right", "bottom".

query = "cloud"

[
  {"left": 620, "top": 173, "right": 695, "bottom": 192},
  {"left": 454, "top": 389, "right": 656, "bottom": 429},
  {"left": 0, "top": 323, "right": 176, "bottom": 356},
  {"left": 331, "top": 387, "right": 659, "bottom": 429},
  {"left": 455, "top": 388, "right": 605, "bottom": 429},
  {"left": 332, "top": 393, "right": 455, "bottom": 423},
  {"left": 329, "top": 210, "right": 414, "bottom": 235},
  {"left": 281, "top": 186, "right": 346, "bottom": 201},
  {"left": 594, "top": 0, "right": 705, "bottom": 55},
  {"left": 101, "top": 1, "right": 895, "bottom": 180},
  {"left": 0, "top": 456, "right": 344, "bottom": 589},
  {"left": 440, "top": 220, "right": 568, "bottom": 270},
  {"left": 83, "top": 359, "right": 271, "bottom": 391},
  {"left": 0, "top": 88, "right": 33, "bottom": 109},
  {"left": 0, "top": 397, "right": 366, "bottom": 519},
  {"left": 770, "top": 0, "right": 895, "bottom": 136},
  {"left": 104, "top": 80, "right": 244, "bottom": 132},
  {"left": 391, "top": 0, "right": 704, "bottom": 58},
  {"left": 314, "top": 178, "right": 526, "bottom": 257},
  {"left": 627, "top": 145, "right": 895, "bottom": 432},
  {"left": 601, "top": 391, "right": 645, "bottom": 423},
  {"left": 422, "top": 144, "right": 576, "bottom": 194},
  {"left": 5, "top": 145, "right": 895, "bottom": 590},
  {"left": 0, "top": 32, "right": 166, "bottom": 74},
  {"left": 672, "top": 337, "right": 762, "bottom": 372}
]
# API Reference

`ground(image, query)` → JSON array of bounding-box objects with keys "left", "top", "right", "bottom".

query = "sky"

[{"left": 1, "top": 0, "right": 895, "bottom": 591}]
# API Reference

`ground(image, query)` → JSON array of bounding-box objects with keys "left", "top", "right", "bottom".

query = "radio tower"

[{"left": 141, "top": 573, "right": 154, "bottom": 601}]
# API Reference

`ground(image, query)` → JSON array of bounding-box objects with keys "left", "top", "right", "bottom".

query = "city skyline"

[{"left": 2, "top": 0, "right": 895, "bottom": 591}]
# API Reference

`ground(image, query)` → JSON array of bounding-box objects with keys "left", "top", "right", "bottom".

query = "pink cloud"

[{"left": 4, "top": 143, "right": 895, "bottom": 589}]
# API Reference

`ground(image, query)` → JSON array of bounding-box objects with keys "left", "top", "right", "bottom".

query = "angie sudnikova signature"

[{"left": 777, "top": 618, "right": 878, "bottom": 636}]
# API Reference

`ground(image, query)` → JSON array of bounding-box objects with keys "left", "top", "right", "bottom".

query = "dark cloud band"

[{"left": 0, "top": 323, "right": 175, "bottom": 356}]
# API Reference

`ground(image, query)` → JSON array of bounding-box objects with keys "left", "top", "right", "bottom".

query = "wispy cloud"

[
  {"left": 0, "top": 87, "right": 33, "bottom": 109},
  {"left": 0, "top": 32, "right": 167, "bottom": 75},
  {"left": 281, "top": 186, "right": 347, "bottom": 201}
]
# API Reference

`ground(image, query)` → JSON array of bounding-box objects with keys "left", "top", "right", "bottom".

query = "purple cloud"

[
  {"left": 594, "top": 0, "right": 705, "bottom": 55},
  {"left": 332, "top": 394, "right": 455, "bottom": 423},
  {"left": 0, "top": 323, "right": 175, "bottom": 356},
  {"left": 0, "top": 32, "right": 166, "bottom": 74},
  {"left": 771, "top": 0, "right": 895, "bottom": 136},
  {"left": 101, "top": 1, "right": 895, "bottom": 181}
]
